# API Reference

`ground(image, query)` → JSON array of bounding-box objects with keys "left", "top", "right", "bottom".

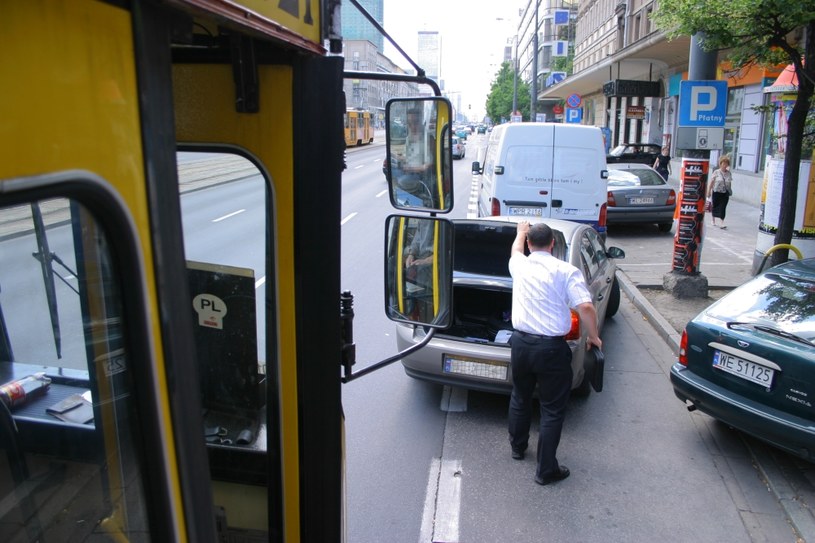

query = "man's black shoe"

[
  {"left": 535, "top": 466, "right": 570, "bottom": 485},
  {"left": 511, "top": 449, "right": 525, "bottom": 460}
]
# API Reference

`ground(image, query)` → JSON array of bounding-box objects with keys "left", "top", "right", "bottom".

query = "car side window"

[
  {"left": 586, "top": 229, "right": 608, "bottom": 269},
  {"left": 579, "top": 233, "right": 600, "bottom": 282}
]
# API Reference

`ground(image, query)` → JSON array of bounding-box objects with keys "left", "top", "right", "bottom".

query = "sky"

[{"left": 381, "top": 0, "right": 522, "bottom": 121}]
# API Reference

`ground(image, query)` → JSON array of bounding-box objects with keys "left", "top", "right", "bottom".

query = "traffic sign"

[
  {"left": 679, "top": 80, "right": 727, "bottom": 127},
  {"left": 566, "top": 93, "right": 582, "bottom": 108},
  {"left": 565, "top": 108, "right": 582, "bottom": 124}
]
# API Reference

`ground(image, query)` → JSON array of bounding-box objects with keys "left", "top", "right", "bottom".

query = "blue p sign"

[
  {"left": 565, "top": 108, "right": 582, "bottom": 124},
  {"left": 679, "top": 80, "right": 727, "bottom": 127}
]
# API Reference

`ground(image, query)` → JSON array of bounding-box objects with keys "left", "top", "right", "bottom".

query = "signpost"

[{"left": 667, "top": 78, "right": 727, "bottom": 296}]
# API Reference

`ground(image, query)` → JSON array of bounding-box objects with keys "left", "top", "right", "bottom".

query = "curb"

[{"left": 617, "top": 269, "right": 815, "bottom": 542}]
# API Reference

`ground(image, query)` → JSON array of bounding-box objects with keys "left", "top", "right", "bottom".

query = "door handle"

[
  {"left": 606, "top": 277, "right": 612, "bottom": 283},
  {"left": 597, "top": 294, "right": 604, "bottom": 301}
]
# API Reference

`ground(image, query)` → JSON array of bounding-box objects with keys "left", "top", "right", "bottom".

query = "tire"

[
  {"left": 657, "top": 222, "right": 672, "bottom": 233},
  {"left": 606, "top": 277, "right": 621, "bottom": 318}
]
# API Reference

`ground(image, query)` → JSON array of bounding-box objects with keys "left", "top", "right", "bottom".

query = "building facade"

[{"left": 341, "top": 0, "right": 384, "bottom": 52}]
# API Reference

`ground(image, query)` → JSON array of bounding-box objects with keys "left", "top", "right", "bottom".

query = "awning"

[{"left": 764, "top": 63, "right": 798, "bottom": 93}]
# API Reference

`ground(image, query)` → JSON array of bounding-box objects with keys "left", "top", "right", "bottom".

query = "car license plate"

[
  {"left": 712, "top": 350, "right": 774, "bottom": 387},
  {"left": 508, "top": 206, "right": 543, "bottom": 217},
  {"left": 443, "top": 355, "right": 508, "bottom": 380},
  {"left": 629, "top": 197, "right": 654, "bottom": 204}
]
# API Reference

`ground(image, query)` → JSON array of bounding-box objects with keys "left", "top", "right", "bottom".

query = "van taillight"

[
  {"left": 598, "top": 203, "right": 607, "bottom": 228},
  {"left": 565, "top": 310, "right": 580, "bottom": 340},
  {"left": 679, "top": 330, "right": 688, "bottom": 366},
  {"left": 667, "top": 189, "right": 677, "bottom": 205},
  {"left": 491, "top": 198, "right": 500, "bottom": 216},
  {"left": 607, "top": 191, "right": 616, "bottom": 206}
]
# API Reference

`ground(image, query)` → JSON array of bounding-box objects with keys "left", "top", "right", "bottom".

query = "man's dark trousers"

[{"left": 508, "top": 332, "right": 573, "bottom": 479}]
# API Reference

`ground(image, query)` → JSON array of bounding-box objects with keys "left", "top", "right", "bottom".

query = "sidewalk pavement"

[{"left": 613, "top": 181, "right": 815, "bottom": 542}]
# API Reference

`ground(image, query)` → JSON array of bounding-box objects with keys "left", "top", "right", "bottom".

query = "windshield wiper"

[{"left": 728, "top": 321, "right": 814, "bottom": 347}]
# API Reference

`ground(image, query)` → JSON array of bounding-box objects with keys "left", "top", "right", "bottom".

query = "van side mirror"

[
  {"left": 384, "top": 215, "right": 453, "bottom": 328},
  {"left": 471, "top": 161, "right": 481, "bottom": 175},
  {"left": 606, "top": 246, "right": 626, "bottom": 259},
  {"left": 386, "top": 98, "right": 454, "bottom": 213}
]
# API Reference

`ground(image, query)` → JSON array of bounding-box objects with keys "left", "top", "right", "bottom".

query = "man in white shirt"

[{"left": 507, "top": 221, "right": 602, "bottom": 486}]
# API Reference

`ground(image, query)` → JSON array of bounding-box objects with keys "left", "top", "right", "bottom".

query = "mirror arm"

[{"left": 341, "top": 327, "right": 436, "bottom": 384}]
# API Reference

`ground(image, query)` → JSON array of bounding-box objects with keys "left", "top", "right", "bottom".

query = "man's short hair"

[{"left": 526, "top": 222, "right": 553, "bottom": 249}]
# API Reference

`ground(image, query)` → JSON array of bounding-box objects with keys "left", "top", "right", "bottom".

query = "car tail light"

[
  {"left": 491, "top": 198, "right": 500, "bottom": 216},
  {"left": 667, "top": 189, "right": 676, "bottom": 206},
  {"left": 598, "top": 203, "right": 607, "bottom": 228},
  {"left": 565, "top": 310, "right": 580, "bottom": 340},
  {"left": 607, "top": 191, "right": 616, "bottom": 206},
  {"left": 678, "top": 329, "right": 688, "bottom": 366}
]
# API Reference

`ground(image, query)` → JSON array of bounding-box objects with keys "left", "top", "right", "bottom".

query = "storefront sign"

[
  {"left": 626, "top": 105, "right": 645, "bottom": 119},
  {"left": 603, "top": 79, "right": 661, "bottom": 97}
]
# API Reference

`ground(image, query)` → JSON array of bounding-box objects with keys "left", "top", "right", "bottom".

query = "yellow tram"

[
  {"left": 344, "top": 109, "right": 374, "bottom": 147},
  {"left": 0, "top": 1, "right": 455, "bottom": 541}
]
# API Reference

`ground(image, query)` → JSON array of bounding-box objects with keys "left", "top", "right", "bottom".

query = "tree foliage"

[
  {"left": 485, "top": 62, "right": 531, "bottom": 124},
  {"left": 652, "top": 0, "right": 815, "bottom": 265}
]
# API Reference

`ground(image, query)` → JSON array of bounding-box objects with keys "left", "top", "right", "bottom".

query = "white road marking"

[
  {"left": 441, "top": 386, "right": 468, "bottom": 412},
  {"left": 341, "top": 212, "right": 358, "bottom": 225},
  {"left": 376, "top": 189, "right": 388, "bottom": 198},
  {"left": 212, "top": 209, "right": 245, "bottom": 222},
  {"left": 354, "top": 164, "right": 365, "bottom": 169},
  {"left": 255, "top": 276, "right": 266, "bottom": 289},
  {"left": 419, "top": 458, "right": 462, "bottom": 543}
]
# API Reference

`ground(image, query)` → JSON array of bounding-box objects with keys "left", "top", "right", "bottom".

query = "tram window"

[
  {"left": 177, "top": 150, "right": 269, "bottom": 469},
  {"left": 0, "top": 196, "right": 150, "bottom": 540}
]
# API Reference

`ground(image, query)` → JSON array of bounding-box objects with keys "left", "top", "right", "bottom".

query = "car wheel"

[
  {"left": 606, "top": 277, "right": 621, "bottom": 318},
  {"left": 658, "top": 222, "right": 672, "bottom": 233}
]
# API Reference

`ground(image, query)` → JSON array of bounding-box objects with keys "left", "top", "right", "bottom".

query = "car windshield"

[
  {"left": 707, "top": 272, "right": 815, "bottom": 341},
  {"left": 608, "top": 168, "right": 665, "bottom": 187}
]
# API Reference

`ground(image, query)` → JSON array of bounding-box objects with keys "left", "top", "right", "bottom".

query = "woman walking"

[
  {"left": 653, "top": 146, "right": 672, "bottom": 181},
  {"left": 707, "top": 156, "right": 733, "bottom": 228}
]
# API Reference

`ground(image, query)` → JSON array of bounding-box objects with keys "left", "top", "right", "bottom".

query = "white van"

[{"left": 472, "top": 122, "right": 609, "bottom": 236}]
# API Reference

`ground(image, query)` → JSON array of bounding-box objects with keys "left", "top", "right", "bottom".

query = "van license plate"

[
  {"left": 712, "top": 350, "right": 774, "bottom": 387},
  {"left": 508, "top": 207, "right": 543, "bottom": 216}
]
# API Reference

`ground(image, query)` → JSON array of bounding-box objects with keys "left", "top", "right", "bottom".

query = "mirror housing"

[
  {"left": 471, "top": 161, "right": 481, "bottom": 175},
  {"left": 386, "top": 98, "right": 454, "bottom": 213},
  {"left": 384, "top": 215, "right": 453, "bottom": 328}
]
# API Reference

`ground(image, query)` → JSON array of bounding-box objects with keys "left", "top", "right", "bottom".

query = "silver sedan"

[
  {"left": 606, "top": 163, "right": 677, "bottom": 232},
  {"left": 396, "top": 217, "right": 625, "bottom": 396}
]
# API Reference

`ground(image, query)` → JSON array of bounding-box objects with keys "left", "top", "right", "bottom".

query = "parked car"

[
  {"left": 671, "top": 258, "right": 815, "bottom": 460},
  {"left": 606, "top": 163, "right": 676, "bottom": 232},
  {"left": 606, "top": 143, "right": 662, "bottom": 165},
  {"left": 396, "top": 217, "right": 625, "bottom": 395},
  {"left": 452, "top": 136, "right": 465, "bottom": 159}
]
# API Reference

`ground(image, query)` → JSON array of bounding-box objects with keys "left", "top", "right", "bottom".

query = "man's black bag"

[{"left": 589, "top": 346, "right": 605, "bottom": 392}]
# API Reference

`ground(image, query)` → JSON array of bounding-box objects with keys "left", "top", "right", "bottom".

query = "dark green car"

[{"left": 671, "top": 258, "right": 815, "bottom": 460}]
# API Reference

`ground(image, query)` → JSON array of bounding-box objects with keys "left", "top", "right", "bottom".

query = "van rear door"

[
  {"left": 499, "top": 124, "right": 555, "bottom": 218},
  {"left": 550, "top": 126, "right": 606, "bottom": 227}
]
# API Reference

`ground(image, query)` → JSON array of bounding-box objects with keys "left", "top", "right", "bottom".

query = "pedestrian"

[
  {"left": 653, "top": 146, "right": 672, "bottom": 181},
  {"left": 707, "top": 156, "right": 733, "bottom": 228},
  {"left": 507, "top": 221, "right": 602, "bottom": 486}
]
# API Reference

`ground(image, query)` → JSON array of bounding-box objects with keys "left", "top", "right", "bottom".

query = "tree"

[
  {"left": 653, "top": 1, "right": 815, "bottom": 265},
  {"left": 485, "top": 62, "right": 530, "bottom": 123}
]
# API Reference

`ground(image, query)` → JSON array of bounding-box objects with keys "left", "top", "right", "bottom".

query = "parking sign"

[
  {"left": 565, "top": 108, "right": 582, "bottom": 124},
  {"left": 679, "top": 80, "right": 727, "bottom": 127}
]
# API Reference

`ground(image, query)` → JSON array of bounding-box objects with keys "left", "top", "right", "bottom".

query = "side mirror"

[
  {"left": 471, "top": 161, "right": 481, "bottom": 175},
  {"left": 386, "top": 98, "right": 454, "bottom": 213},
  {"left": 607, "top": 246, "right": 626, "bottom": 259},
  {"left": 384, "top": 215, "right": 453, "bottom": 328}
]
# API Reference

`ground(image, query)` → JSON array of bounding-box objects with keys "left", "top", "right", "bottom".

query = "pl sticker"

[{"left": 193, "top": 293, "right": 227, "bottom": 329}]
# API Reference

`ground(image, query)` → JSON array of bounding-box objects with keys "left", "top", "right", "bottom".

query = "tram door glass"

[{"left": 0, "top": 195, "right": 150, "bottom": 540}]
